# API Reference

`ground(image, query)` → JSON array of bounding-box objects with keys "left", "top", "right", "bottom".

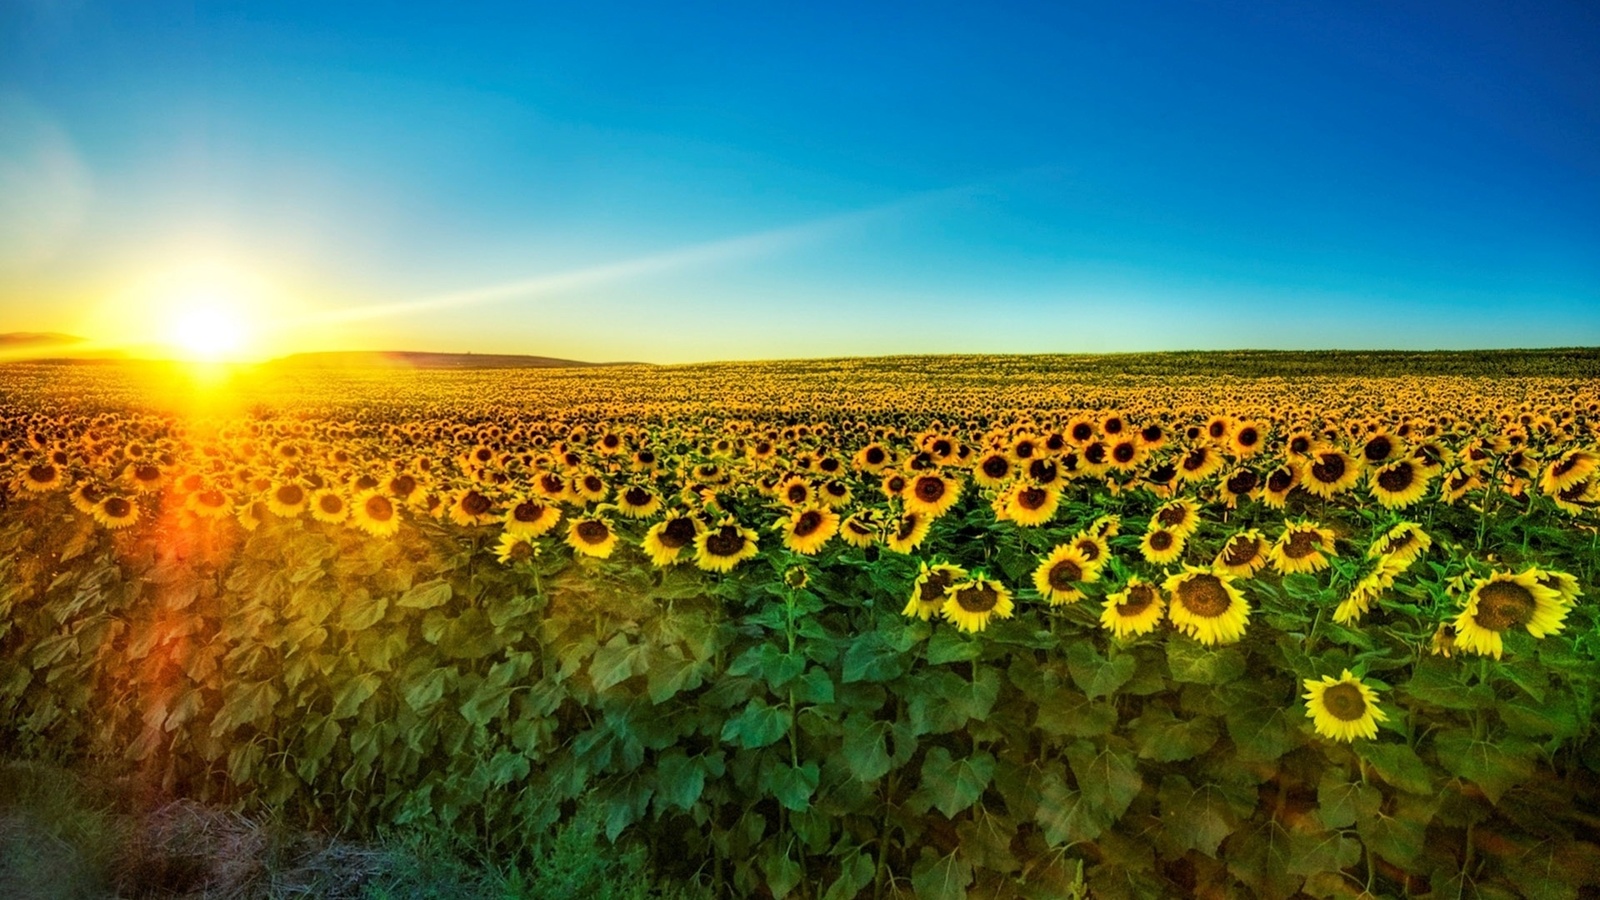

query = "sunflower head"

[{"left": 1302, "top": 669, "right": 1387, "bottom": 742}]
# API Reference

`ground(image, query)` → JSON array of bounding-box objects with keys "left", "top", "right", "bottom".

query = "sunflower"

[
  {"left": 1260, "top": 463, "right": 1300, "bottom": 508},
  {"left": 879, "top": 471, "right": 908, "bottom": 501},
  {"left": 1099, "top": 579, "right": 1165, "bottom": 639},
  {"left": 904, "top": 472, "right": 962, "bottom": 518},
  {"left": 236, "top": 499, "right": 268, "bottom": 532},
  {"left": 449, "top": 488, "right": 498, "bottom": 526},
  {"left": 1302, "top": 670, "right": 1387, "bottom": 742},
  {"left": 1089, "top": 514, "right": 1121, "bottom": 539},
  {"left": 351, "top": 489, "right": 402, "bottom": 537},
  {"left": 778, "top": 505, "right": 839, "bottom": 556},
  {"left": 1429, "top": 623, "right": 1457, "bottom": 658},
  {"left": 694, "top": 518, "right": 760, "bottom": 572},
  {"left": 1069, "top": 533, "right": 1111, "bottom": 576},
  {"left": 1529, "top": 568, "right": 1581, "bottom": 608},
  {"left": 1175, "top": 445, "right": 1223, "bottom": 482},
  {"left": 1359, "top": 432, "right": 1403, "bottom": 467},
  {"left": 1213, "top": 529, "right": 1268, "bottom": 577},
  {"left": 973, "top": 451, "right": 1014, "bottom": 488},
  {"left": 643, "top": 513, "right": 703, "bottom": 566},
  {"left": 902, "top": 561, "right": 968, "bottom": 620},
  {"left": 1452, "top": 571, "right": 1568, "bottom": 659},
  {"left": 266, "top": 481, "right": 308, "bottom": 517},
  {"left": 853, "top": 443, "right": 893, "bottom": 474},
  {"left": 91, "top": 494, "right": 139, "bottom": 529},
  {"left": 1139, "top": 526, "right": 1185, "bottom": 565},
  {"left": 308, "top": 488, "right": 348, "bottom": 524},
  {"left": 186, "top": 487, "right": 233, "bottom": 520},
  {"left": 1303, "top": 450, "right": 1360, "bottom": 498},
  {"left": 495, "top": 532, "right": 539, "bottom": 565},
  {"left": 616, "top": 485, "right": 663, "bottom": 519},
  {"left": 999, "top": 480, "right": 1059, "bottom": 527},
  {"left": 818, "top": 479, "right": 853, "bottom": 508},
  {"left": 1269, "top": 521, "right": 1336, "bottom": 575},
  {"left": 534, "top": 471, "right": 573, "bottom": 503},
  {"left": 941, "top": 575, "right": 1015, "bottom": 634},
  {"left": 19, "top": 462, "right": 64, "bottom": 492},
  {"left": 567, "top": 515, "right": 618, "bottom": 559},
  {"left": 1367, "top": 521, "right": 1431, "bottom": 566},
  {"left": 883, "top": 510, "right": 933, "bottom": 554},
  {"left": 1229, "top": 421, "right": 1265, "bottom": 458},
  {"left": 504, "top": 498, "right": 562, "bottom": 537},
  {"left": 1164, "top": 568, "right": 1250, "bottom": 646},
  {"left": 1369, "top": 459, "right": 1431, "bottom": 508},
  {"left": 1539, "top": 449, "right": 1599, "bottom": 496},
  {"left": 572, "top": 472, "right": 610, "bottom": 505},
  {"left": 839, "top": 509, "right": 883, "bottom": 549},
  {"left": 1107, "top": 438, "right": 1143, "bottom": 471},
  {"left": 1151, "top": 497, "right": 1201, "bottom": 539},
  {"left": 1332, "top": 554, "right": 1408, "bottom": 625},
  {"left": 1033, "top": 544, "right": 1095, "bottom": 605},
  {"left": 70, "top": 481, "right": 106, "bottom": 515}
]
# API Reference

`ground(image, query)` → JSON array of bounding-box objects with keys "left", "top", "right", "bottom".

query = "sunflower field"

[{"left": 2, "top": 352, "right": 1598, "bottom": 899}]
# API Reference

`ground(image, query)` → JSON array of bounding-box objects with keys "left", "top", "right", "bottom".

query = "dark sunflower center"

[
  {"left": 787, "top": 484, "right": 809, "bottom": 503},
  {"left": 198, "top": 490, "right": 226, "bottom": 508},
  {"left": 1083, "top": 443, "right": 1107, "bottom": 465},
  {"left": 319, "top": 494, "right": 343, "bottom": 514},
  {"left": 1376, "top": 463, "right": 1415, "bottom": 493},
  {"left": 1553, "top": 455, "right": 1577, "bottom": 476},
  {"left": 1112, "top": 442, "right": 1136, "bottom": 463},
  {"left": 1223, "top": 536, "right": 1261, "bottom": 566},
  {"left": 865, "top": 447, "right": 886, "bottom": 465},
  {"left": 1075, "top": 539, "right": 1101, "bottom": 561},
  {"left": 1149, "top": 530, "right": 1174, "bottom": 551},
  {"left": 275, "top": 484, "right": 304, "bottom": 505},
  {"left": 1117, "top": 584, "right": 1156, "bottom": 616},
  {"left": 624, "top": 487, "right": 651, "bottom": 506},
  {"left": 1474, "top": 581, "right": 1535, "bottom": 631},
  {"left": 954, "top": 584, "right": 999, "bottom": 613},
  {"left": 576, "top": 520, "right": 610, "bottom": 543},
  {"left": 365, "top": 495, "right": 394, "bottom": 520},
  {"left": 392, "top": 474, "right": 417, "bottom": 497},
  {"left": 793, "top": 511, "right": 823, "bottom": 537},
  {"left": 1181, "top": 448, "right": 1208, "bottom": 471},
  {"left": 583, "top": 476, "right": 603, "bottom": 493},
  {"left": 982, "top": 456, "right": 1010, "bottom": 478},
  {"left": 541, "top": 474, "right": 565, "bottom": 493},
  {"left": 1322, "top": 683, "right": 1367, "bottom": 721},
  {"left": 1048, "top": 560, "right": 1082, "bottom": 591},
  {"left": 103, "top": 497, "right": 132, "bottom": 518},
  {"left": 28, "top": 463, "right": 56, "bottom": 482},
  {"left": 1266, "top": 468, "right": 1295, "bottom": 492},
  {"left": 705, "top": 527, "right": 746, "bottom": 556},
  {"left": 1157, "top": 506, "right": 1188, "bottom": 527},
  {"left": 1148, "top": 463, "right": 1176, "bottom": 484},
  {"left": 1017, "top": 487, "right": 1049, "bottom": 511},
  {"left": 1227, "top": 471, "right": 1259, "bottom": 494},
  {"left": 1289, "top": 436, "right": 1310, "bottom": 454},
  {"left": 659, "top": 517, "right": 697, "bottom": 547},
  {"left": 514, "top": 501, "right": 547, "bottom": 523},
  {"left": 918, "top": 570, "right": 956, "bottom": 604},
  {"left": 1178, "top": 574, "right": 1231, "bottom": 617},
  {"left": 1071, "top": 423, "right": 1094, "bottom": 442},
  {"left": 1029, "top": 459, "right": 1058, "bottom": 483},
  {"left": 895, "top": 515, "right": 920, "bottom": 541},
  {"left": 1209, "top": 421, "right": 1227, "bottom": 439},
  {"left": 1363, "top": 437, "right": 1393, "bottom": 462},
  {"left": 134, "top": 464, "right": 161, "bottom": 482},
  {"left": 914, "top": 477, "right": 946, "bottom": 502},
  {"left": 1283, "top": 531, "right": 1320, "bottom": 559},
  {"left": 1236, "top": 428, "right": 1259, "bottom": 447},
  {"left": 1311, "top": 454, "right": 1346, "bottom": 483},
  {"left": 462, "top": 491, "right": 491, "bottom": 515}
]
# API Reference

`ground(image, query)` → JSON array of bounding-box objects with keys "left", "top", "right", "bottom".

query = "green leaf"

[
  {"left": 654, "top": 750, "right": 706, "bottom": 811},
  {"left": 436, "top": 608, "right": 501, "bottom": 660},
  {"left": 210, "top": 680, "right": 280, "bottom": 737},
  {"left": 926, "top": 628, "right": 982, "bottom": 665},
  {"left": 842, "top": 713, "right": 893, "bottom": 782},
  {"left": 791, "top": 666, "right": 835, "bottom": 705},
  {"left": 1286, "top": 827, "right": 1361, "bottom": 879},
  {"left": 770, "top": 760, "right": 819, "bottom": 812},
  {"left": 1034, "top": 687, "right": 1117, "bottom": 739},
  {"left": 1130, "top": 708, "right": 1219, "bottom": 762},
  {"left": 484, "top": 750, "right": 530, "bottom": 786},
  {"left": 910, "top": 849, "right": 972, "bottom": 900},
  {"left": 1226, "top": 704, "right": 1297, "bottom": 763},
  {"left": 1403, "top": 657, "right": 1486, "bottom": 710},
  {"left": 907, "top": 668, "right": 1000, "bottom": 735},
  {"left": 1355, "top": 793, "right": 1438, "bottom": 867},
  {"left": 1434, "top": 732, "right": 1536, "bottom": 804},
  {"left": 1158, "top": 775, "right": 1249, "bottom": 858},
  {"left": 340, "top": 594, "right": 388, "bottom": 631},
  {"left": 646, "top": 653, "right": 708, "bottom": 704},
  {"left": 1353, "top": 742, "right": 1432, "bottom": 795},
  {"left": 1226, "top": 818, "right": 1301, "bottom": 900},
  {"left": 842, "top": 632, "right": 908, "bottom": 683},
  {"left": 331, "top": 672, "right": 382, "bottom": 719},
  {"left": 760, "top": 842, "right": 803, "bottom": 900},
  {"left": 1315, "top": 770, "right": 1380, "bottom": 829},
  {"left": 720, "top": 699, "right": 791, "bottom": 749},
  {"left": 1034, "top": 770, "right": 1108, "bottom": 845},
  {"left": 1065, "top": 739, "right": 1142, "bottom": 821},
  {"left": 397, "top": 579, "right": 452, "bottom": 609},
  {"left": 1067, "top": 642, "right": 1137, "bottom": 699},
  {"left": 1165, "top": 640, "right": 1246, "bottom": 684},
  {"left": 458, "top": 681, "right": 513, "bottom": 727},
  {"left": 590, "top": 634, "right": 648, "bottom": 693},
  {"left": 919, "top": 746, "right": 995, "bottom": 818},
  {"left": 822, "top": 850, "right": 875, "bottom": 900},
  {"left": 402, "top": 667, "right": 452, "bottom": 712}
]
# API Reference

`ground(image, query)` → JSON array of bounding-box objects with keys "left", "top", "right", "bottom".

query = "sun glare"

[{"left": 168, "top": 299, "right": 249, "bottom": 361}]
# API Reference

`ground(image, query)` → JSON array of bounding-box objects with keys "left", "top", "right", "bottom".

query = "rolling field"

[{"left": 2, "top": 351, "right": 1598, "bottom": 899}]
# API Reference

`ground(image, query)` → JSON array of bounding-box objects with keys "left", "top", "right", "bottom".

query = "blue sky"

[{"left": 2, "top": 0, "right": 1597, "bottom": 361}]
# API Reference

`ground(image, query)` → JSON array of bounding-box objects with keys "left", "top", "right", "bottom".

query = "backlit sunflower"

[
  {"left": 616, "top": 485, "right": 662, "bottom": 519},
  {"left": 1539, "top": 448, "right": 1599, "bottom": 496},
  {"left": 694, "top": 518, "right": 760, "bottom": 572},
  {"left": 266, "top": 481, "right": 308, "bottom": 517},
  {"left": 1302, "top": 669, "right": 1387, "bottom": 742},
  {"left": 19, "top": 462, "right": 63, "bottom": 492},
  {"left": 999, "top": 480, "right": 1059, "bottom": 527},
  {"left": 902, "top": 561, "right": 968, "bottom": 620},
  {"left": 351, "top": 489, "right": 402, "bottom": 537},
  {"left": 1269, "top": 521, "right": 1336, "bottom": 575},
  {"left": 1033, "top": 543, "right": 1095, "bottom": 605},
  {"left": 1139, "top": 526, "right": 1185, "bottom": 565},
  {"left": 1369, "top": 459, "right": 1431, "bottom": 508},
  {"left": 309, "top": 488, "right": 349, "bottom": 524},
  {"left": 449, "top": 488, "right": 498, "bottom": 526},
  {"left": 1213, "top": 529, "right": 1268, "bottom": 577},
  {"left": 643, "top": 513, "right": 703, "bottom": 566},
  {"left": 495, "top": 532, "right": 539, "bottom": 565},
  {"left": 567, "top": 515, "right": 619, "bottom": 559},
  {"left": 1164, "top": 568, "right": 1250, "bottom": 646},
  {"left": 91, "top": 494, "right": 139, "bottom": 529},
  {"left": 778, "top": 505, "right": 839, "bottom": 555},
  {"left": 941, "top": 575, "right": 1014, "bottom": 634},
  {"left": 1099, "top": 579, "right": 1164, "bottom": 639},
  {"left": 883, "top": 510, "right": 933, "bottom": 554},
  {"left": 186, "top": 486, "right": 233, "bottom": 520},
  {"left": 70, "top": 482, "right": 105, "bottom": 515},
  {"left": 904, "top": 472, "right": 962, "bottom": 518},
  {"left": 504, "top": 498, "right": 562, "bottom": 537},
  {"left": 1451, "top": 571, "right": 1567, "bottom": 659}
]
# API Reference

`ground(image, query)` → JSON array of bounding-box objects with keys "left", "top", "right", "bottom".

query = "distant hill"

[
  {"left": 268, "top": 350, "right": 639, "bottom": 369},
  {"left": 0, "top": 332, "right": 86, "bottom": 350}
]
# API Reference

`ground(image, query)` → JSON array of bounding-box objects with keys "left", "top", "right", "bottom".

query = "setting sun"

[{"left": 167, "top": 299, "right": 249, "bottom": 360}]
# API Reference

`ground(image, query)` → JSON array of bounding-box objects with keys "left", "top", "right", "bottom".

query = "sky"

[{"left": 1, "top": 0, "right": 1597, "bottom": 363}]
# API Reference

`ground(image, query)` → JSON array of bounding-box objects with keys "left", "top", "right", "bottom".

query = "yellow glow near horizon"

[{"left": 167, "top": 298, "right": 250, "bottom": 361}]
